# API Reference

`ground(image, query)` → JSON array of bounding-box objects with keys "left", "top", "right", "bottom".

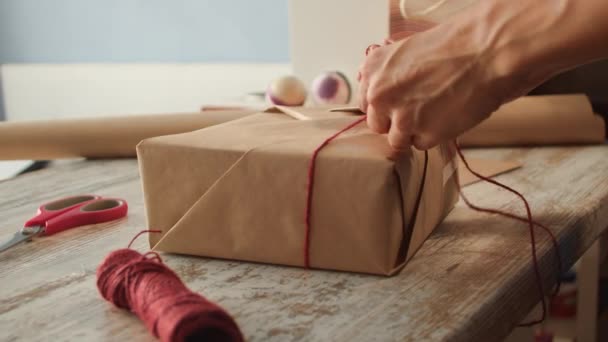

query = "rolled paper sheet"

[
  {"left": 459, "top": 94, "right": 606, "bottom": 147},
  {"left": 0, "top": 110, "right": 254, "bottom": 160},
  {"left": 331, "top": 95, "right": 604, "bottom": 146},
  {"left": 0, "top": 95, "right": 603, "bottom": 161}
]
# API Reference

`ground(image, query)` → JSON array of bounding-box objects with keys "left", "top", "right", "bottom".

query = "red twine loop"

[
  {"left": 454, "top": 143, "right": 562, "bottom": 326},
  {"left": 301, "top": 114, "right": 561, "bottom": 326},
  {"left": 304, "top": 116, "right": 368, "bottom": 268},
  {"left": 303, "top": 116, "right": 430, "bottom": 269},
  {"left": 96, "top": 230, "right": 244, "bottom": 342}
]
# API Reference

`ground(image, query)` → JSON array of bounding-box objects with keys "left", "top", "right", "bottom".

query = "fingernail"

[{"left": 365, "top": 44, "right": 381, "bottom": 56}]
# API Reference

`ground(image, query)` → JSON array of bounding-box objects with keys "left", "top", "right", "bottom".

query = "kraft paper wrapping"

[
  {"left": 459, "top": 94, "right": 605, "bottom": 146},
  {"left": 137, "top": 108, "right": 460, "bottom": 275},
  {"left": 459, "top": 158, "right": 521, "bottom": 186},
  {"left": 0, "top": 110, "right": 254, "bottom": 160}
]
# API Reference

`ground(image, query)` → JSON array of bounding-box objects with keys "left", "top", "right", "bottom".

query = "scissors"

[{"left": 0, "top": 195, "right": 128, "bottom": 253}]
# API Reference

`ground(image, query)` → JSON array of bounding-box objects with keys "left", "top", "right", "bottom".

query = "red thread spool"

[{"left": 96, "top": 248, "right": 244, "bottom": 342}]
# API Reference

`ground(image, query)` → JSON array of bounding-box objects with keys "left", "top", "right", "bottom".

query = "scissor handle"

[
  {"left": 24, "top": 195, "right": 100, "bottom": 228},
  {"left": 44, "top": 198, "right": 128, "bottom": 235}
]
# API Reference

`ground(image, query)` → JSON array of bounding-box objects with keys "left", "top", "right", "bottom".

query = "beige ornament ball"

[{"left": 266, "top": 75, "right": 307, "bottom": 106}]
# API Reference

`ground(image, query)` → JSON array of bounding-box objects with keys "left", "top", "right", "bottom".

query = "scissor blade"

[{"left": 0, "top": 228, "right": 43, "bottom": 254}]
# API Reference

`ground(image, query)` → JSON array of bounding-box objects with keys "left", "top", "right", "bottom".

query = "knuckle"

[
  {"left": 388, "top": 128, "right": 410, "bottom": 150},
  {"left": 389, "top": 137, "right": 409, "bottom": 151},
  {"left": 367, "top": 85, "right": 384, "bottom": 106},
  {"left": 413, "top": 134, "right": 438, "bottom": 150},
  {"left": 358, "top": 64, "right": 368, "bottom": 80},
  {"left": 367, "top": 116, "right": 389, "bottom": 134},
  {"left": 368, "top": 95, "right": 381, "bottom": 107},
  {"left": 392, "top": 109, "right": 413, "bottom": 132},
  {"left": 358, "top": 101, "right": 367, "bottom": 113},
  {"left": 367, "top": 117, "right": 381, "bottom": 133}
]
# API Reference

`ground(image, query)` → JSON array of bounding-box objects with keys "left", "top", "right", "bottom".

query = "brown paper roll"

[
  {"left": 0, "top": 95, "right": 603, "bottom": 161},
  {"left": 0, "top": 110, "right": 254, "bottom": 160},
  {"left": 459, "top": 94, "right": 606, "bottom": 147}
]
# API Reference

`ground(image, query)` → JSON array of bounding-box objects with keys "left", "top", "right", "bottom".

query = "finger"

[
  {"left": 389, "top": 31, "right": 417, "bottom": 42},
  {"left": 365, "top": 43, "right": 381, "bottom": 56},
  {"left": 366, "top": 105, "right": 390, "bottom": 134},
  {"left": 388, "top": 121, "right": 413, "bottom": 151},
  {"left": 358, "top": 75, "right": 370, "bottom": 112},
  {"left": 387, "top": 145, "right": 413, "bottom": 161},
  {"left": 357, "top": 60, "right": 365, "bottom": 83},
  {"left": 412, "top": 134, "right": 438, "bottom": 151},
  {"left": 357, "top": 62, "right": 369, "bottom": 113},
  {"left": 383, "top": 38, "right": 393, "bottom": 45}
]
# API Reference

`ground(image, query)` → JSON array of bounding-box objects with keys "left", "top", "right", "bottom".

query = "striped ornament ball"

[{"left": 311, "top": 71, "right": 352, "bottom": 105}]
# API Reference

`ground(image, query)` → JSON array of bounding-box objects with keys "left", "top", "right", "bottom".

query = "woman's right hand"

[{"left": 357, "top": 0, "right": 605, "bottom": 151}]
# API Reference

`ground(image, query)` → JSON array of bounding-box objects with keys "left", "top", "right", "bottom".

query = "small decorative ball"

[
  {"left": 311, "top": 71, "right": 352, "bottom": 105},
  {"left": 266, "top": 75, "right": 307, "bottom": 106}
]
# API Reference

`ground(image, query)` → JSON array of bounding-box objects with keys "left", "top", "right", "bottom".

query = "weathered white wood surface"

[{"left": 0, "top": 146, "right": 607, "bottom": 342}]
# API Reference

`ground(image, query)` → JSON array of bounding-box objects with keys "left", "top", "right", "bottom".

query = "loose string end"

[
  {"left": 453, "top": 141, "right": 562, "bottom": 326},
  {"left": 127, "top": 229, "right": 162, "bottom": 249}
]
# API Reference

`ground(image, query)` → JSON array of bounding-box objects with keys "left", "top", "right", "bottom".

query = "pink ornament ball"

[
  {"left": 266, "top": 75, "right": 307, "bottom": 106},
  {"left": 311, "top": 71, "right": 351, "bottom": 105}
]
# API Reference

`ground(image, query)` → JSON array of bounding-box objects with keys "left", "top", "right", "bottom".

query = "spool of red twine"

[{"left": 96, "top": 236, "right": 244, "bottom": 342}]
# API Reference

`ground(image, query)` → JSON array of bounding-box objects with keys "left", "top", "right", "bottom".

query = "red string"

[
  {"left": 301, "top": 117, "right": 562, "bottom": 326},
  {"left": 304, "top": 116, "right": 368, "bottom": 268},
  {"left": 127, "top": 229, "right": 162, "bottom": 249},
  {"left": 454, "top": 142, "right": 562, "bottom": 326},
  {"left": 301, "top": 110, "right": 561, "bottom": 327},
  {"left": 303, "top": 116, "right": 431, "bottom": 269},
  {"left": 97, "top": 230, "right": 244, "bottom": 342}
]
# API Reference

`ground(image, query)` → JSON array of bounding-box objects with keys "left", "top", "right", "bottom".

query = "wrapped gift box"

[{"left": 137, "top": 107, "right": 459, "bottom": 275}]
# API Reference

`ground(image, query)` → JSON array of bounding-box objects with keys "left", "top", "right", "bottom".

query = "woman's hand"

[
  {"left": 357, "top": 0, "right": 594, "bottom": 151},
  {"left": 358, "top": 18, "right": 518, "bottom": 151}
]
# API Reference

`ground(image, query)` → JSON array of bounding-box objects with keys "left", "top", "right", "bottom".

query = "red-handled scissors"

[{"left": 0, "top": 195, "right": 128, "bottom": 253}]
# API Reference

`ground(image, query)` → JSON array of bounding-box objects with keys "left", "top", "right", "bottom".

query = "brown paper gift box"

[{"left": 137, "top": 108, "right": 459, "bottom": 275}]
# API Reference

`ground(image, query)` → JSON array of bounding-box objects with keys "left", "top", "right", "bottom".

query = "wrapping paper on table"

[
  {"left": 459, "top": 94, "right": 605, "bottom": 146},
  {"left": 0, "top": 110, "right": 254, "bottom": 160},
  {"left": 0, "top": 95, "right": 603, "bottom": 161},
  {"left": 137, "top": 107, "right": 459, "bottom": 275}
]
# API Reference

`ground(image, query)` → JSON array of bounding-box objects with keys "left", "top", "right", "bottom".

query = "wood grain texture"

[{"left": 1, "top": 146, "right": 607, "bottom": 342}]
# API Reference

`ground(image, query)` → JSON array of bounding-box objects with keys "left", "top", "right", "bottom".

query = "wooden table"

[{"left": 1, "top": 146, "right": 607, "bottom": 342}]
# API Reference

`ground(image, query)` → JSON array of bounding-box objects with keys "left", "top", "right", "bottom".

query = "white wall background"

[
  {"left": 0, "top": 0, "right": 289, "bottom": 63},
  {"left": 0, "top": 0, "right": 290, "bottom": 121},
  {"left": 1, "top": 64, "right": 289, "bottom": 121}
]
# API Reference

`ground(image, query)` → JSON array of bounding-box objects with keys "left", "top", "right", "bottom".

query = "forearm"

[
  {"left": 459, "top": 0, "right": 608, "bottom": 100},
  {"left": 534, "top": 0, "right": 608, "bottom": 67},
  {"left": 359, "top": 0, "right": 607, "bottom": 149}
]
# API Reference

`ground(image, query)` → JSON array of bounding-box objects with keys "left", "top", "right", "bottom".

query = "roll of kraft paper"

[
  {"left": 0, "top": 95, "right": 603, "bottom": 161},
  {"left": 459, "top": 94, "right": 606, "bottom": 147},
  {"left": 0, "top": 110, "right": 254, "bottom": 160}
]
